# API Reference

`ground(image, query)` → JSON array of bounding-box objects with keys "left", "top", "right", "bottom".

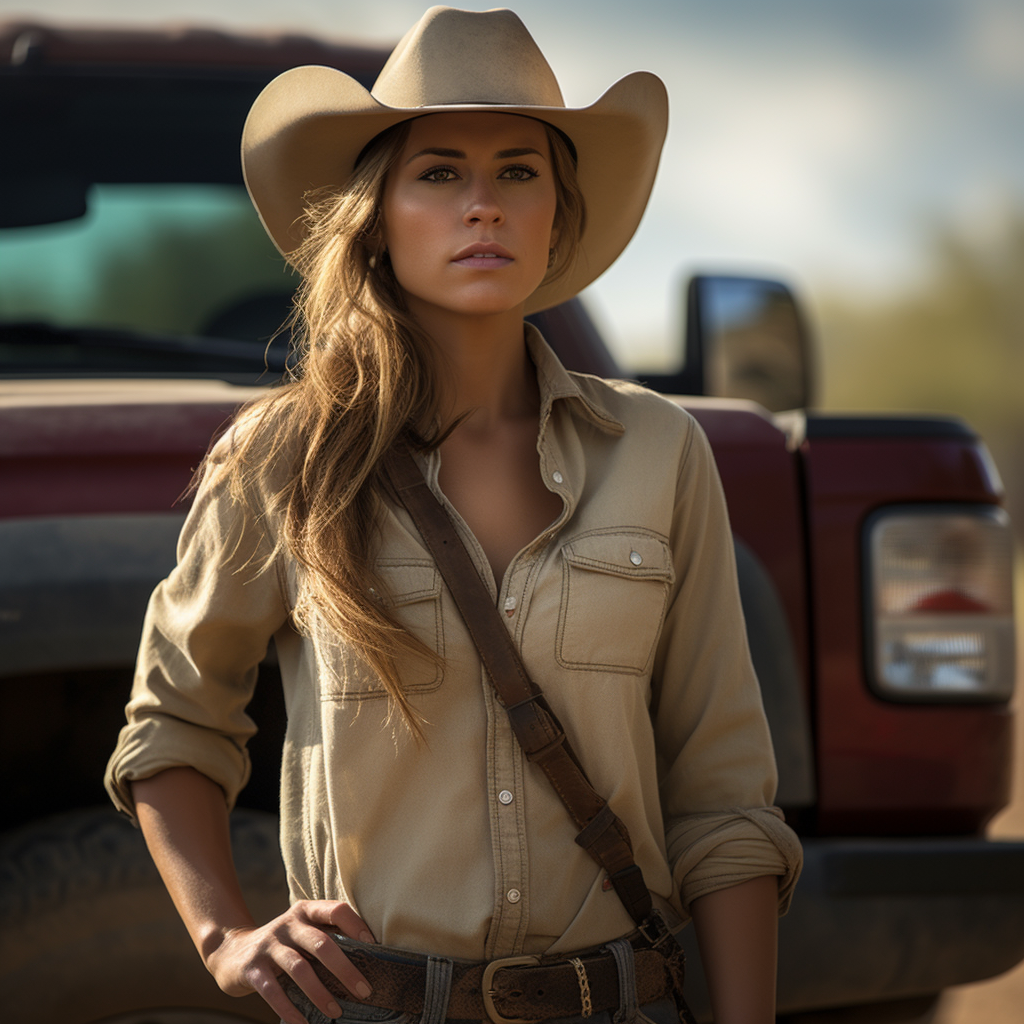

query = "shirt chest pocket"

[
  {"left": 556, "top": 530, "right": 674, "bottom": 676},
  {"left": 321, "top": 561, "right": 445, "bottom": 702}
]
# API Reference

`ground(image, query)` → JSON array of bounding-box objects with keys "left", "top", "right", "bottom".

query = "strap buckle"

[
  {"left": 482, "top": 954, "right": 541, "bottom": 1024},
  {"left": 637, "top": 909, "right": 673, "bottom": 950}
]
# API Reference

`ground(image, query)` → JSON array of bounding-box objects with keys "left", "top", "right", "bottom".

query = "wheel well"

[{"left": 733, "top": 537, "right": 816, "bottom": 810}]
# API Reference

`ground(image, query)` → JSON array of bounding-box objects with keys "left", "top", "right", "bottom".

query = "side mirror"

[
  {"left": 639, "top": 275, "right": 814, "bottom": 412},
  {"left": 0, "top": 175, "right": 88, "bottom": 229}
]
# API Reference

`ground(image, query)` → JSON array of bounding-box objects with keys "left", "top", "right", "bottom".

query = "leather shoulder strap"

[{"left": 384, "top": 449, "right": 652, "bottom": 925}]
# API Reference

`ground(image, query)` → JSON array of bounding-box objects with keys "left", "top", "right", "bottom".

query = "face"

[{"left": 381, "top": 112, "right": 558, "bottom": 324}]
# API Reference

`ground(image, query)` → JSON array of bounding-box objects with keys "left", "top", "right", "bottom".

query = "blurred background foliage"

[{"left": 817, "top": 206, "right": 1024, "bottom": 539}]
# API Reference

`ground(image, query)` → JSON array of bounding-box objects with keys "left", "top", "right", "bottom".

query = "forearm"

[
  {"left": 131, "top": 765, "right": 254, "bottom": 964},
  {"left": 131, "top": 765, "right": 374, "bottom": 1024},
  {"left": 690, "top": 875, "right": 779, "bottom": 1024}
]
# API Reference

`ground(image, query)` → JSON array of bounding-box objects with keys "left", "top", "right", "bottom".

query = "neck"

[{"left": 412, "top": 302, "right": 538, "bottom": 430}]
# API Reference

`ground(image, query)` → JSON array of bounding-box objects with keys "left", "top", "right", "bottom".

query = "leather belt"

[{"left": 292, "top": 930, "right": 678, "bottom": 1023}]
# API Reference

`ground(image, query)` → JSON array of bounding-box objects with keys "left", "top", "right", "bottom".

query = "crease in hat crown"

[
  {"left": 241, "top": 4, "right": 669, "bottom": 314},
  {"left": 372, "top": 6, "right": 566, "bottom": 109}
]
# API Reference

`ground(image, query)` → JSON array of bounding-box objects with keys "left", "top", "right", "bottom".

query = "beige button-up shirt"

[{"left": 106, "top": 328, "right": 801, "bottom": 960}]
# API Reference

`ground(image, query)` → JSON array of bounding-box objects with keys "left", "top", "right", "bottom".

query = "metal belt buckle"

[
  {"left": 482, "top": 954, "right": 541, "bottom": 1024},
  {"left": 637, "top": 909, "right": 673, "bottom": 949}
]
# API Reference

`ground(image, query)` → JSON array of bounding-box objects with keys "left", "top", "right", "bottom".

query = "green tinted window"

[{"left": 0, "top": 185, "right": 295, "bottom": 338}]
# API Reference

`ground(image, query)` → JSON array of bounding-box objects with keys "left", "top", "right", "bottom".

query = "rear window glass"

[{"left": 0, "top": 184, "right": 296, "bottom": 339}]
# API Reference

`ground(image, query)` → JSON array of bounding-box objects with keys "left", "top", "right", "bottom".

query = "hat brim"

[{"left": 242, "top": 66, "right": 668, "bottom": 314}]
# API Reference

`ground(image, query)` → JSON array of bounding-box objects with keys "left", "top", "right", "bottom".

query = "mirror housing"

[
  {"left": 639, "top": 275, "right": 814, "bottom": 411},
  {"left": 0, "top": 175, "right": 88, "bottom": 229}
]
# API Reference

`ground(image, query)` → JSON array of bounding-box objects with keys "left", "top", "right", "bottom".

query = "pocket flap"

[
  {"left": 376, "top": 561, "right": 442, "bottom": 607},
  {"left": 562, "top": 531, "right": 673, "bottom": 583}
]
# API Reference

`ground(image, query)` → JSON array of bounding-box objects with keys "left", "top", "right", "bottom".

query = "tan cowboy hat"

[{"left": 242, "top": 5, "right": 668, "bottom": 314}]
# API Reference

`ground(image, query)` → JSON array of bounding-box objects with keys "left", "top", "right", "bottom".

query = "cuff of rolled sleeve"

[
  {"left": 104, "top": 716, "right": 249, "bottom": 824},
  {"left": 666, "top": 807, "right": 803, "bottom": 918}
]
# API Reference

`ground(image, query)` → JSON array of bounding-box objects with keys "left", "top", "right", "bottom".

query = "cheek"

[
  {"left": 532, "top": 182, "right": 559, "bottom": 236},
  {"left": 381, "top": 181, "right": 443, "bottom": 261},
  {"left": 382, "top": 197, "right": 427, "bottom": 264},
  {"left": 527, "top": 195, "right": 559, "bottom": 258}
]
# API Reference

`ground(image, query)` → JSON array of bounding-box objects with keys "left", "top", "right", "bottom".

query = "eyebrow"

[{"left": 404, "top": 146, "right": 545, "bottom": 165}]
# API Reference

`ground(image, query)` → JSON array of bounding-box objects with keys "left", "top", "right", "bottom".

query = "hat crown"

[{"left": 372, "top": 6, "right": 565, "bottom": 109}]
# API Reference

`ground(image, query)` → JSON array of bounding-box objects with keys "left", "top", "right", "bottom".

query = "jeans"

[{"left": 288, "top": 996, "right": 681, "bottom": 1024}]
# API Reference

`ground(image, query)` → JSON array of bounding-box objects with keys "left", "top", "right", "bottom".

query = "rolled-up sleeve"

[
  {"left": 652, "top": 415, "right": 802, "bottom": 915},
  {"left": 104, "top": 446, "right": 290, "bottom": 822}
]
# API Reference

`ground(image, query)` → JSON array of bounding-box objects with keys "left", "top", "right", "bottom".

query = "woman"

[{"left": 106, "top": 8, "right": 801, "bottom": 1024}]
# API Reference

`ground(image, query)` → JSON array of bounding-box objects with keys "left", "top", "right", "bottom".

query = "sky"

[{"left": 4, "top": 0, "right": 1024, "bottom": 366}]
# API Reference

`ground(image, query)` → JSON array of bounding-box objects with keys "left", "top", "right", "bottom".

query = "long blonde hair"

[{"left": 220, "top": 119, "right": 585, "bottom": 730}]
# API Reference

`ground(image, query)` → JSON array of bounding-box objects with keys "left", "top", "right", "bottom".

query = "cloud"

[{"left": 966, "top": 0, "right": 1024, "bottom": 85}]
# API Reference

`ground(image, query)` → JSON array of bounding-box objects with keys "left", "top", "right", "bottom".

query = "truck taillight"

[{"left": 866, "top": 506, "right": 1016, "bottom": 702}]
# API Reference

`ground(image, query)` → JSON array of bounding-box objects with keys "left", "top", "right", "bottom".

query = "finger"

[
  {"left": 307, "top": 900, "right": 377, "bottom": 944},
  {"left": 248, "top": 962, "right": 322, "bottom": 1024},
  {"left": 275, "top": 945, "right": 349, "bottom": 1021},
  {"left": 300, "top": 928, "right": 374, "bottom": 1002}
]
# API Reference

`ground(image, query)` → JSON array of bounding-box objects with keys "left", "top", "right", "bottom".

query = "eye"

[
  {"left": 500, "top": 164, "right": 540, "bottom": 182},
  {"left": 419, "top": 165, "right": 459, "bottom": 183}
]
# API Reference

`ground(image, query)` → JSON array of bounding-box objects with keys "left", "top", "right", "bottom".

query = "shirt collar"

[{"left": 525, "top": 323, "right": 625, "bottom": 437}]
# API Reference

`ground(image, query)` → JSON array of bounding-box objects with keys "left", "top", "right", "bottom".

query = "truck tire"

[{"left": 0, "top": 807, "right": 287, "bottom": 1024}]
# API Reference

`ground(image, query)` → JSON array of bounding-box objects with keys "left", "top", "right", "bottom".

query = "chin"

[
  {"left": 417, "top": 294, "right": 534, "bottom": 321},
  {"left": 456, "top": 284, "right": 546, "bottom": 318}
]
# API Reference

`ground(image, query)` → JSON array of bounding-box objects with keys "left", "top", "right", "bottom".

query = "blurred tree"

[{"left": 818, "top": 208, "right": 1024, "bottom": 536}]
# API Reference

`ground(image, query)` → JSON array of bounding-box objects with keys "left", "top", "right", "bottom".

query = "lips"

[{"left": 452, "top": 242, "right": 513, "bottom": 267}]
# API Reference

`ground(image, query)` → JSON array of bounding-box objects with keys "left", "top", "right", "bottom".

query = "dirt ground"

[{"left": 932, "top": 605, "right": 1024, "bottom": 1024}]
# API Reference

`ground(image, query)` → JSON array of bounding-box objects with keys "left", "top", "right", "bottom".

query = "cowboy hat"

[{"left": 242, "top": 5, "right": 668, "bottom": 314}]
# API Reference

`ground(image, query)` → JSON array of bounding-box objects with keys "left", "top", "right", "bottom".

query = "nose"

[{"left": 463, "top": 177, "right": 503, "bottom": 226}]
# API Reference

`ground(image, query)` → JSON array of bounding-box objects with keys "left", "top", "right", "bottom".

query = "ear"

[
  {"left": 546, "top": 218, "right": 561, "bottom": 270},
  {"left": 367, "top": 208, "right": 389, "bottom": 266},
  {"left": 548, "top": 219, "right": 560, "bottom": 253}
]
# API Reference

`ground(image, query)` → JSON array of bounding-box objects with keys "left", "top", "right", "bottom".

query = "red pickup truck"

[{"left": 1, "top": 22, "right": 1022, "bottom": 1024}]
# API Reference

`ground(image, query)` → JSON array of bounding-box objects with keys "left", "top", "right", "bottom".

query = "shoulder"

[
  {"left": 209, "top": 387, "right": 300, "bottom": 460},
  {"left": 569, "top": 371, "right": 702, "bottom": 457},
  {"left": 566, "top": 374, "right": 725, "bottom": 524},
  {"left": 204, "top": 387, "right": 304, "bottom": 499}
]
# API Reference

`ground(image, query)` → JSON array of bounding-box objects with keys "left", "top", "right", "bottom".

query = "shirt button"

[
  {"left": 552, "top": 471, "right": 564, "bottom": 485},
  {"left": 498, "top": 789, "right": 514, "bottom": 805},
  {"left": 507, "top": 888, "right": 522, "bottom": 904},
  {"left": 503, "top": 595, "right": 517, "bottom": 617},
  {"left": 629, "top": 551, "right": 643, "bottom": 566}
]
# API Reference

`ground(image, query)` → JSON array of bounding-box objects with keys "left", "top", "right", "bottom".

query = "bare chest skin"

[{"left": 438, "top": 415, "right": 563, "bottom": 588}]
